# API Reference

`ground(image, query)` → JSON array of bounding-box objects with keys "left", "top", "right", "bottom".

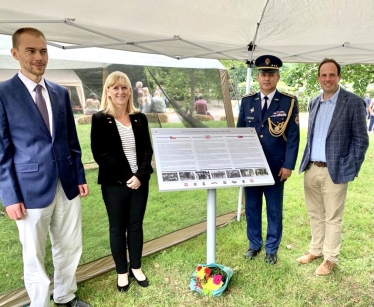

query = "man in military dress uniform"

[{"left": 237, "top": 55, "right": 300, "bottom": 264}]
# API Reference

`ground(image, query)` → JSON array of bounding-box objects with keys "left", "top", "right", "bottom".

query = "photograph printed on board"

[
  {"left": 179, "top": 171, "right": 196, "bottom": 181},
  {"left": 255, "top": 168, "right": 269, "bottom": 176},
  {"left": 226, "top": 169, "right": 241, "bottom": 178},
  {"left": 210, "top": 170, "right": 227, "bottom": 179},
  {"left": 195, "top": 171, "right": 211, "bottom": 180},
  {"left": 240, "top": 169, "right": 255, "bottom": 177},
  {"left": 162, "top": 172, "right": 179, "bottom": 182}
]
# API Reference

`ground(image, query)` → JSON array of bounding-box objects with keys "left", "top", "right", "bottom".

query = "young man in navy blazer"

[{"left": 0, "top": 28, "right": 90, "bottom": 307}]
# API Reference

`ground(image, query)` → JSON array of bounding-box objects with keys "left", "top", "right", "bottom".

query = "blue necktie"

[
  {"left": 262, "top": 96, "right": 268, "bottom": 119},
  {"left": 35, "top": 84, "right": 50, "bottom": 132}
]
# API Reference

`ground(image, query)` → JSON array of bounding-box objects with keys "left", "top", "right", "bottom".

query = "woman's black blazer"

[{"left": 91, "top": 111, "right": 153, "bottom": 186}]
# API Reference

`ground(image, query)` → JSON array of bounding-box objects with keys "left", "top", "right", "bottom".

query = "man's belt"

[{"left": 311, "top": 161, "right": 327, "bottom": 167}]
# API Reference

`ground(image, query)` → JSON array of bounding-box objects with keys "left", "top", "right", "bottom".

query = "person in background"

[
  {"left": 364, "top": 93, "right": 371, "bottom": 119},
  {"left": 91, "top": 71, "right": 153, "bottom": 292},
  {"left": 137, "top": 90, "right": 144, "bottom": 112},
  {"left": 141, "top": 87, "right": 152, "bottom": 113},
  {"left": 206, "top": 112, "right": 214, "bottom": 120},
  {"left": 153, "top": 85, "right": 161, "bottom": 96},
  {"left": 368, "top": 98, "right": 374, "bottom": 133},
  {"left": 151, "top": 90, "right": 166, "bottom": 113},
  {"left": 84, "top": 92, "right": 100, "bottom": 115},
  {"left": 0, "top": 27, "right": 89, "bottom": 307},
  {"left": 194, "top": 94, "right": 208, "bottom": 115},
  {"left": 194, "top": 88, "right": 200, "bottom": 101},
  {"left": 237, "top": 55, "right": 300, "bottom": 265},
  {"left": 297, "top": 58, "right": 368, "bottom": 276},
  {"left": 133, "top": 81, "right": 143, "bottom": 109},
  {"left": 155, "top": 85, "right": 169, "bottom": 106}
]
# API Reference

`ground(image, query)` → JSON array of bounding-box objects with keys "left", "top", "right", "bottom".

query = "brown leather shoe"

[
  {"left": 296, "top": 252, "right": 321, "bottom": 264},
  {"left": 314, "top": 259, "right": 336, "bottom": 276}
]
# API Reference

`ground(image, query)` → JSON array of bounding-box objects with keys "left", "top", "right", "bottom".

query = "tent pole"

[
  {"left": 237, "top": 65, "right": 253, "bottom": 221},
  {"left": 245, "top": 67, "right": 253, "bottom": 94}
]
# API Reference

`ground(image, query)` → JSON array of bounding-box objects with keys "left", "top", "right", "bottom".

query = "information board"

[{"left": 151, "top": 128, "right": 274, "bottom": 192}]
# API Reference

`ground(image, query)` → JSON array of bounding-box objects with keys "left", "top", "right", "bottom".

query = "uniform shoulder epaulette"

[
  {"left": 242, "top": 92, "right": 257, "bottom": 98},
  {"left": 280, "top": 91, "right": 295, "bottom": 98}
]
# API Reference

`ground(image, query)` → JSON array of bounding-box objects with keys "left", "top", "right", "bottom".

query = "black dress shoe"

[
  {"left": 243, "top": 248, "right": 261, "bottom": 259},
  {"left": 117, "top": 275, "right": 130, "bottom": 293},
  {"left": 129, "top": 269, "right": 149, "bottom": 287},
  {"left": 55, "top": 297, "right": 91, "bottom": 307},
  {"left": 264, "top": 253, "right": 277, "bottom": 264}
]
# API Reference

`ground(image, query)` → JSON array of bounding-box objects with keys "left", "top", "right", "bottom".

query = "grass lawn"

[
  {"left": 0, "top": 127, "right": 373, "bottom": 306},
  {"left": 76, "top": 131, "right": 374, "bottom": 307}
]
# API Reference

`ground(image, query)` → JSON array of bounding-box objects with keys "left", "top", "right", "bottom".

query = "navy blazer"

[
  {"left": 0, "top": 75, "right": 86, "bottom": 208},
  {"left": 90, "top": 111, "right": 153, "bottom": 186},
  {"left": 299, "top": 87, "right": 369, "bottom": 184},
  {"left": 237, "top": 90, "right": 300, "bottom": 183}
]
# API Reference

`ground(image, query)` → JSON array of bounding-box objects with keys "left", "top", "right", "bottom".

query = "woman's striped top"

[{"left": 115, "top": 120, "right": 138, "bottom": 173}]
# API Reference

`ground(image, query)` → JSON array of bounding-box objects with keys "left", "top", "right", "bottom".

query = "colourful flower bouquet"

[{"left": 189, "top": 263, "right": 233, "bottom": 297}]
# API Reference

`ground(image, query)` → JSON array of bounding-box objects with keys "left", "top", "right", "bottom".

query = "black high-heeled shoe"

[
  {"left": 129, "top": 269, "right": 149, "bottom": 287},
  {"left": 117, "top": 275, "right": 130, "bottom": 292}
]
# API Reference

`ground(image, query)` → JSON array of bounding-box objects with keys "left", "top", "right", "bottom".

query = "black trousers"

[{"left": 102, "top": 182, "right": 149, "bottom": 274}]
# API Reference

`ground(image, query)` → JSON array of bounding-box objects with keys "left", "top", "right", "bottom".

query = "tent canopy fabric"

[
  {"left": 0, "top": 69, "right": 86, "bottom": 107},
  {"left": 0, "top": 35, "right": 225, "bottom": 70},
  {"left": 0, "top": 0, "right": 373, "bottom": 65},
  {"left": 0, "top": 33, "right": 225, "bottom": 108}
]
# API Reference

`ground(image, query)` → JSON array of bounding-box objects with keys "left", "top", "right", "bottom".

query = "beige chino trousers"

[{"left": 304, "top": 163, "right": 348, "bottom": 263}]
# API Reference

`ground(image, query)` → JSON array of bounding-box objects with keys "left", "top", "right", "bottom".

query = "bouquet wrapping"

[{"left": 189, "top": 263, "right": 233, "bottom": 297}]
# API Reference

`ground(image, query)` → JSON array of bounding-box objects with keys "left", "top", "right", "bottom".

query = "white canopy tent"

[
  {"left": 0, "top": 35, "right": 225, "bottom": 70},
  {"left": 0, "top": 0, "right": 373, "bottom": 65},
  {"left": 0, "top": 34, "right": 225, "bottom": 108}
]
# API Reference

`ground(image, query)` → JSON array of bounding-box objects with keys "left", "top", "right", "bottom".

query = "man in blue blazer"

[
  {"left": 296, "top": 58, "right": 368, "bottom": 276},
  {"left": 237, "top": 55, "right": 300, "bottom": 264},
  {"left": 0, "top": 28, "right": 90, "bottom": 307}
]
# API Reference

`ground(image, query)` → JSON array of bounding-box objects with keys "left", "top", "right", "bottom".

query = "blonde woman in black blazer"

[{"left": 91, "top": 71, "right": 153, "bottom": 292}]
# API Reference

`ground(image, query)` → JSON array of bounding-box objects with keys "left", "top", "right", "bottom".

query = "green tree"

[
  {"left": 220, "top": 60, "right": 248, "bottom": 84},
  {"left": 220, "top": 60, "right": 253, "bottom": 99},
  {"left": 145, "top": 67, "right": 222, "bottom": 110},
  {"left": 281, "top": 63, "right": 374, "bottom": 97},
  {"left": 341, "top": 64, "right": 374, "bottom": 96},
  {"left": 280, "top": 63, "right": 374, "bottom": 112}
]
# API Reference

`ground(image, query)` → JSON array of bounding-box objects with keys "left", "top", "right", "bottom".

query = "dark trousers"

[
  {"left": 102, "top": 182, "right": 149, "bottom": 274},
  {"left": 244, "top": 182, "right": 284, "bottom": 254},
  {"left": 368, "top": 115, "right": 374, "bottom": 131}
]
